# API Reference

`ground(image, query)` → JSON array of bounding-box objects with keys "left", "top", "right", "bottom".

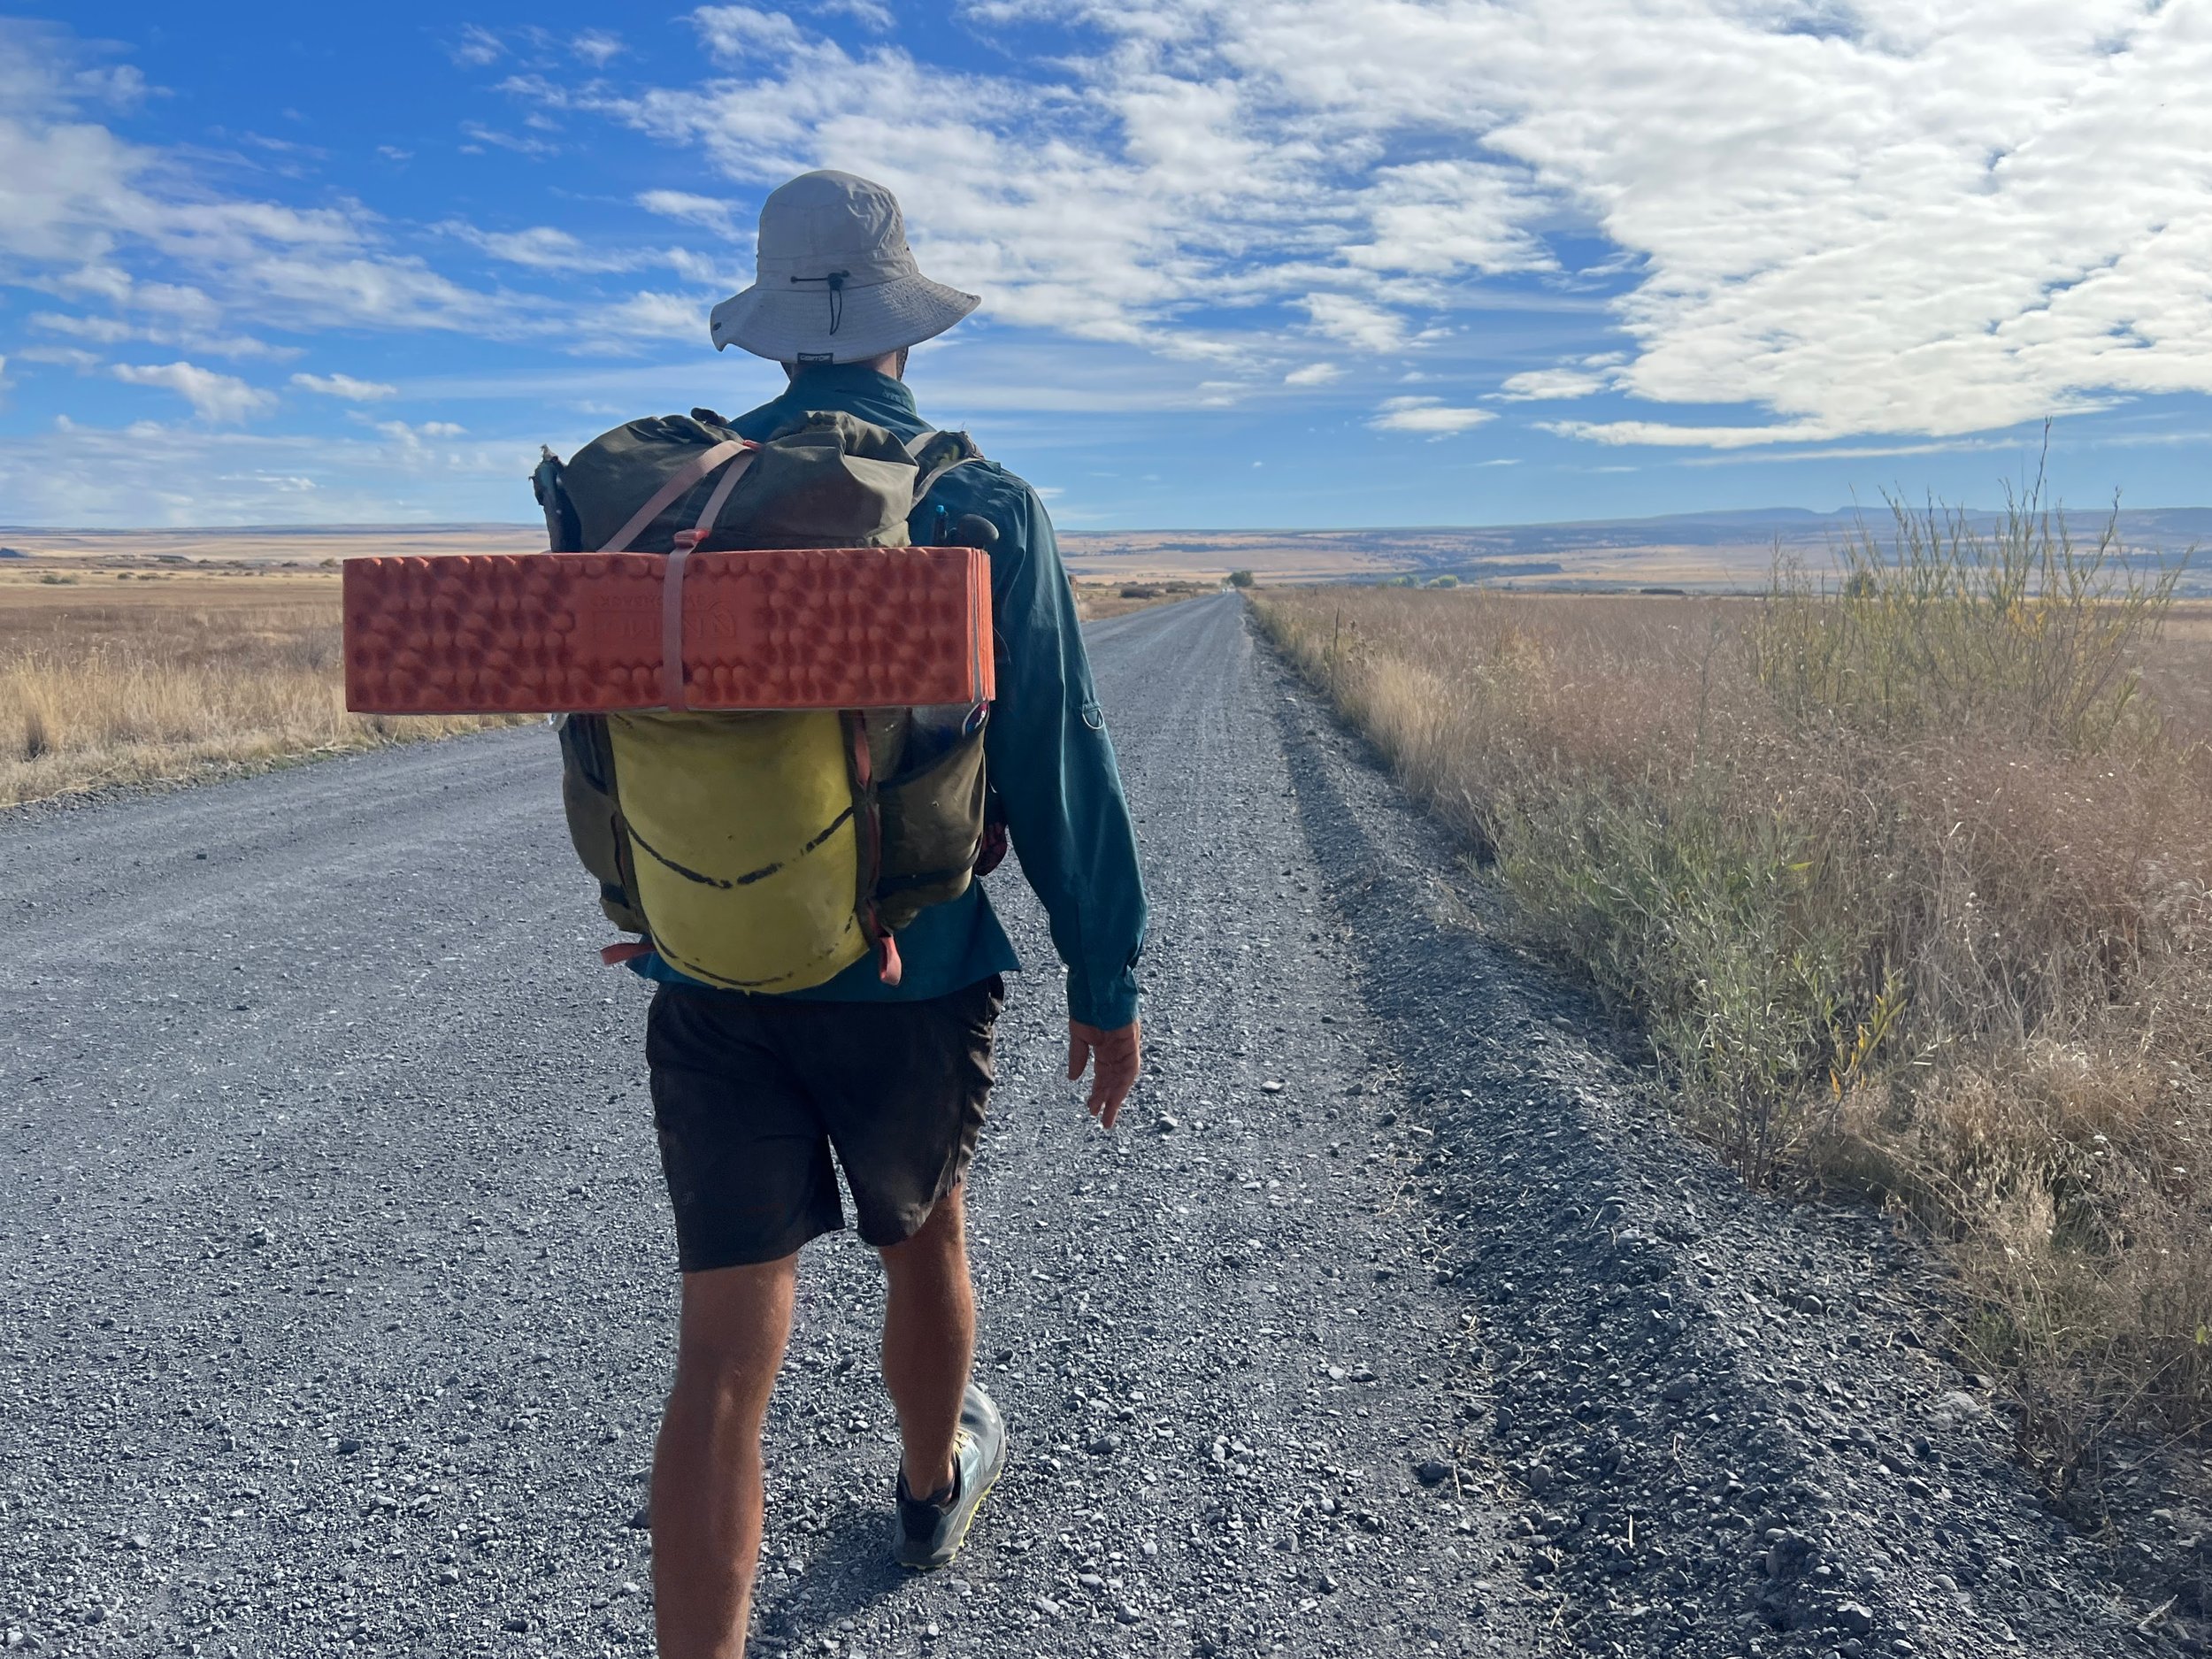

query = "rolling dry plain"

[{"left": 0, "top": 549, "right": 1205, "bottom": 805}]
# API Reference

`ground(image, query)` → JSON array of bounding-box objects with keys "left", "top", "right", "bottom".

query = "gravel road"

[{"left": 1, "top": 595, "right": 2172, "bottom": 1658}]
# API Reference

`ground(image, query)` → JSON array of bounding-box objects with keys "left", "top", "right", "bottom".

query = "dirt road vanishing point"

[{"left": 2, "top": 596, "right": 2163, "bottom": 1658}]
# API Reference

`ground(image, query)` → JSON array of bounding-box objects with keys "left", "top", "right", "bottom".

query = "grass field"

[
  {"left": 1071, "top": 578, "right": 1218, "bottom": 620},
  {"left": 1256, "top": 514, "right": 2210, "bottom": 1495},
  {"left": 0, "top": 565, "right": 525, "bottom": 807},
  {"left": 0, "top": 557, "right": 1208, "bottom": 809}
]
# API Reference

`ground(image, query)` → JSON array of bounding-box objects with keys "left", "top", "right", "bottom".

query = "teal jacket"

[{"left": 631, "top": 363, "right": 1148, "bottom": 1029}]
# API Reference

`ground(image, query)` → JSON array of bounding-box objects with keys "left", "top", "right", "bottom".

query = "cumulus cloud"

[
  {"left": 693, "top": 7, "right": 810, "bottom": 61},
  {"left": 111, "top": 360, "right": 276, "bottom": 422},
  {"left": 1370, "top": 396, "right": 1494, "bottom": 436},
  {"left": 13, "top": 4, "right": 2212, "bottom": 468},
  {"left": 291, "top": 372, "right": 398, "bottom": 401},
  {"left": 540, "top": 12, "right": 1359, "bottom": 362},
  {"left": 515, "top": 0, "right": 2212, "bottom": 447},
  {"left": 0, "top": 27, "right": 517, "bottom": 343},
  {"left": 0, "top": 418, "right": 555, "bottom": 526},
  {"left": 1284, "top": 362, "right": 1341, "bottom": 386},
  {"left": 1300, "top": 295, "right": 1406, "bottom": 353},
  {"left": 569, "top": 291, "right": 712, "bottom": 352},
  {"left": 1344, "top": 160, "right": 1554, "bottom": 279},
  {"left": 1496, "top": 359, "right": 1625, "bottom": 402}
]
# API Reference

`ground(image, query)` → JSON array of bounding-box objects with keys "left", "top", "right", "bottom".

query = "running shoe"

[{"left": 890, "top": 1381, "right": 1007, "bottom": 1571}]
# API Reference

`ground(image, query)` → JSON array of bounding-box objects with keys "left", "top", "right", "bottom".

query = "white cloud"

[
  {"left": 1284, "top": 362, "right": 1341, "bottom": 386},
  {"left": 543, "top": 16, "right": 1348, "bottom": 361},
  {"left": 694, "top": 7, "right": 811, "bottom": 61},
  {"left": 1539, "top": 418, "right": 1833, "bottom": 449},
  {"left": 0, "top": 417, "right": 554, "bottom": 526},
  {"left": 0, "top": 28, "right": 518, "bottom": 343},
  {"left": 291, "top": 372, "right": 398, "bottom": 401},
  {"left": 449, "top": 26, "right": 505, "bottom": 67},
  {"left": 1344, "top": 160, "right": 1554, "bottom": 279},
  {"left": 10, "top": 4, "right": 2212, "bottom": 475},
  {"left": 29, "top": 301, "right": 294, "bottom": 362},
  {"left": 636, "top": 189, "right": 739, "bottom": 236},
  {"left": 819, "top": 0, "right": 895, "bottom": 28},
  {"left": 458, "top": 120, "right": 559, "bottom": 158},
  {"left": 572, "top": 31, "right": 626, "bottom": 66},
  {"left": 438, "top": 220, "right": 638, "bottom": 273},
  {"left": 1300, "top": 294, "right": 1406, "bottom": 352},
  {"left": 570, "top": 291, "right": 712, "bottom": 352},
  {"left": 1496, "top": 358, "right": 1624, "bottom": 402},
  {"left": 375, "top": 419, "right": 467, "bottom": 442},
  {"left": 19, "top": 344, "right": 101, "bottom": 368},
  {"left": 111, "top": 360, "right": 276, "bottom": 423},
  {"left": 515, "top": 0, "right": 2212, "bottom": 449},
  {"left": 1370, "top": 396, "right": 1494, "bottom": 436},
  {"left": 31, "top": 311, "right": 132, "bottom": 343}
]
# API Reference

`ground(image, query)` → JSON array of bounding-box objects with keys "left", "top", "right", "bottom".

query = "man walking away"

[{"left": 629, "top": 172, "right": 1148, "bottom": 1658}]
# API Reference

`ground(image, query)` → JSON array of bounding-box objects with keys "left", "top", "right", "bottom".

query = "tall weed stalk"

[{"left": 1253, "top": 508, "right": 2210, "bottom": 1471}]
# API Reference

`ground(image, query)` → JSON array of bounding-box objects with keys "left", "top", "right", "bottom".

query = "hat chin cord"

[{"left": 789, "top": 270, "right": 850, "bottom": 336}]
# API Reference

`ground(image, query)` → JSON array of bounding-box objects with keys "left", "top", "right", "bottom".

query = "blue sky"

[{"left": 4, "top": 1, "right": 2208, "bottom": 530}]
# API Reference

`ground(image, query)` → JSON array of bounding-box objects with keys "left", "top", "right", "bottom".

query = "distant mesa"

[{"left": 0, "top": 546, "right": 27, "bottom": 559}]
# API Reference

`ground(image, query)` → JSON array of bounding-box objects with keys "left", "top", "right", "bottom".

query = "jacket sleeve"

[{"left": 979, "top": 480, "right": 1148, "bottom": 1028}]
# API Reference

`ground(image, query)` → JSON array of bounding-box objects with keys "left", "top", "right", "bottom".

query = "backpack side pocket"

[
  {"left": 874, "top": 720, "right": 988, "bottom": 931},
  {"left": 557, "top": 712, "right": 649, "bottom": 934}
]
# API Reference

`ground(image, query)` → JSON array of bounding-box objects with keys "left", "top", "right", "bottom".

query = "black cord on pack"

[{"left": 789, "top": 269, "right": 849, "bottom": 334}]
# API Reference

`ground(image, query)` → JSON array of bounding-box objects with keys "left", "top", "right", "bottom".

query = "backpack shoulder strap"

[{"left": 600, "top": 439, "right": 755, "bottom": 553}]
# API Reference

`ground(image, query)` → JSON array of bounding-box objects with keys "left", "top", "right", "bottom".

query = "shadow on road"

[{"left": 751, "top": 1498, "right": 910, "bottom": 1647}]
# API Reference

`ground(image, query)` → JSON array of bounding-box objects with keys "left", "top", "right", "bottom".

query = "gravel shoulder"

[{"left": 0, "top": 595, "right": 2159, "bottom": 1659}]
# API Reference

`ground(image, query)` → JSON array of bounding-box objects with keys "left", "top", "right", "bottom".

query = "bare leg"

[
  {"left": 878, "top": 1187, "right": 975, "bottom": 1497},
  {"left": 651, "top": 1256, "right": 797, "bottom": 1659}
]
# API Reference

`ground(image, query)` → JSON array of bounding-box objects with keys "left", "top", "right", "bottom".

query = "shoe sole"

[{"left": 895, "top": 1446, "right": 1007, "bottom": 1572}]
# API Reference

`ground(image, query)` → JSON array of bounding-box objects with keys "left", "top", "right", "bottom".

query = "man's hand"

[{"left": 1067, "top": 1019, "right": 1142, "bottom": 1130}]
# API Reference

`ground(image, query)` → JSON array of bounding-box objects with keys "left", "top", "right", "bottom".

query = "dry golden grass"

[
  {"left": 1071, "top": 579, "right": 1217, "bottom": 621},
  {"left": 0, "top": 565, "right": 527, "bottom": 808},
  {"left": 1257, "top": 534, "right": 2211, "bottom": 1486}
]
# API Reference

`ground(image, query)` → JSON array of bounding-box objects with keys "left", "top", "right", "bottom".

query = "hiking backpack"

[{"left": 533, "top": 407, "right": 1003, "bottom": 993}]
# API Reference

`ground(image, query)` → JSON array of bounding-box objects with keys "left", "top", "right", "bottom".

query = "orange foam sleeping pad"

[{"left": 342, "top": 547, "right": 994, "bottom": 714}]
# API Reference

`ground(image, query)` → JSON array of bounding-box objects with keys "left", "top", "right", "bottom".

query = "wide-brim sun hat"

[{"left": 710, "top": 170, "right": 979, "bottom": 364}]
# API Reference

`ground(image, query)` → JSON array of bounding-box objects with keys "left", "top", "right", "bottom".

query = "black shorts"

[{"left": 644, "top": 976, "right": 1002, "bottom": 1272}]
